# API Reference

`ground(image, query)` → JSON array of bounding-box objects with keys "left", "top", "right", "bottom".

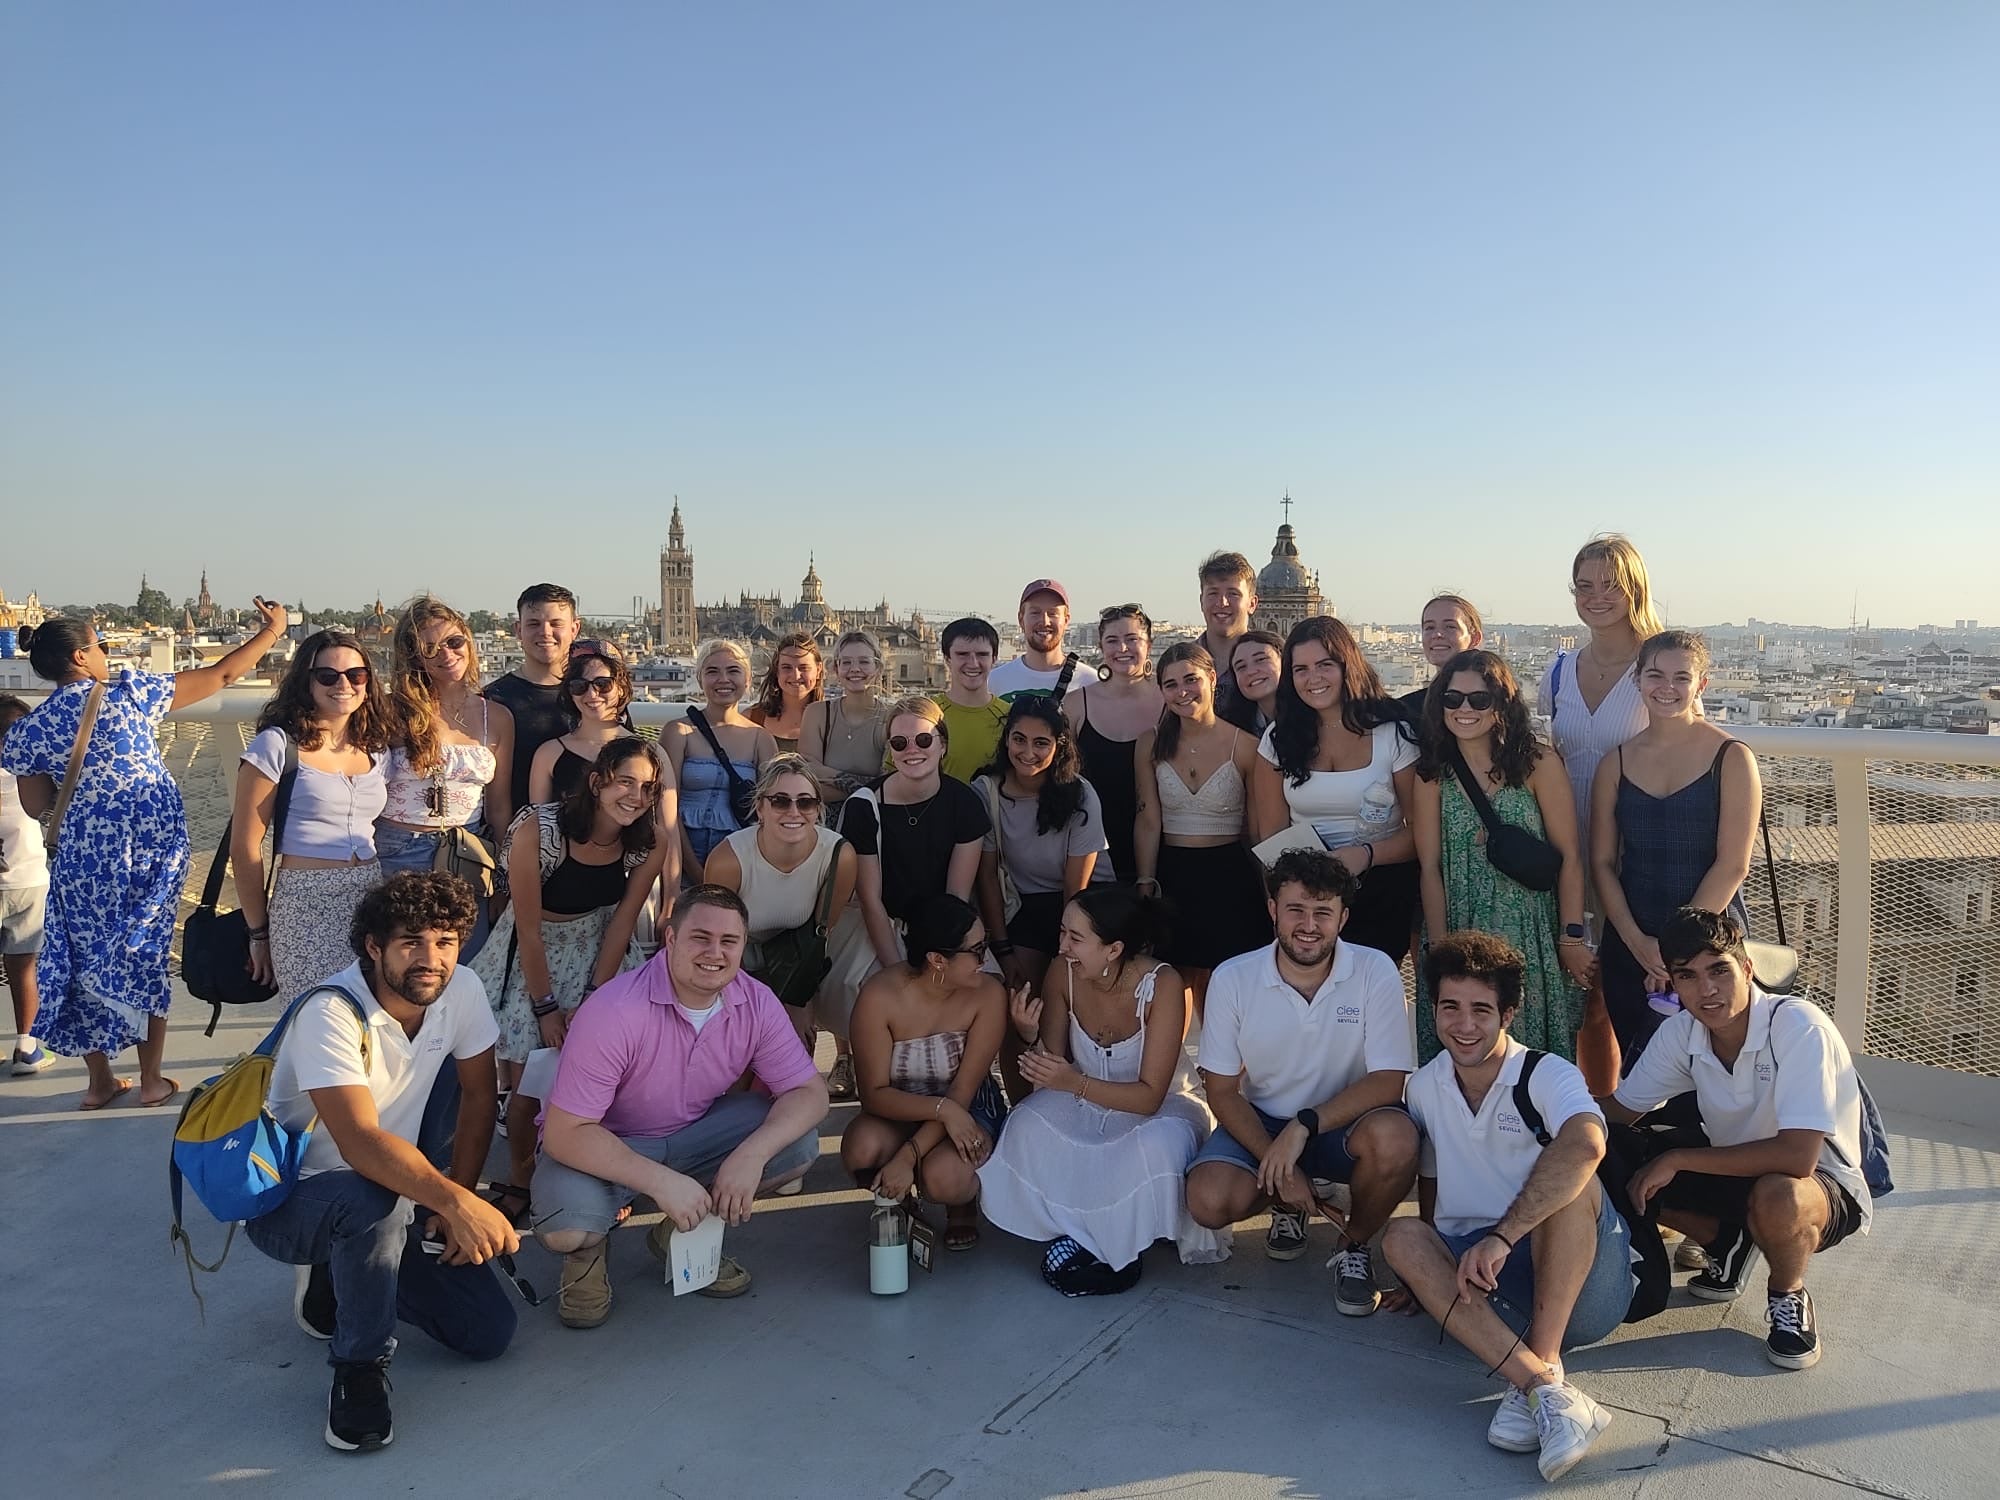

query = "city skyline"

[{"left": 4, "top": 7, "right": 1997, "bottom": 625}]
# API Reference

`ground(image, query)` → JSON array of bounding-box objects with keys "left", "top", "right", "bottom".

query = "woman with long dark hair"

[
  {"left": 527, "top": 638, "right": 636, "bottom": 806},
  {"left": 979, "top": 886, "right": 1225, "bottom": 1292},
  {"left": 1226, "top": 629, "right": 1285, "bottom": 736},
  {"left": 2, "top": 600, "right": 286, "bottom": 1107},
  {"left": 1411, "top": 649, "right": 1592, "bottom": 1061},
  {"left": 746, "top": 631, "right": 825, "bottom": 754},
  {"left": 972, "top": 696, "right": 1107, "bottom": 999},
  {"left": 234, "top": 629, "right": 396, "bottom": 998},
  {"left": 472, "top": 735, "right": 669, "bottom": 1217},
  {"left": 1064, "top": 604, "right": 1155, "bottom": 886},
  {"left": 1132, "top": 643, "right": 1267, "bottom": 1015},
  {"left": 1250, "top": 617, "right": 1421, "bottom": 962},
  {"left": 378, "top": 596, "right": 515, "bottom": 956}
]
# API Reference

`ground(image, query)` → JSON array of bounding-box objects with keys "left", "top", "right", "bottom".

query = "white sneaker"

[
  {"left": 1532, "top": 1380, "right": 1611, "bottom": 1482},
  {"left": 1489, "top": 1360, "right": 1560, "bottom": 1452}
]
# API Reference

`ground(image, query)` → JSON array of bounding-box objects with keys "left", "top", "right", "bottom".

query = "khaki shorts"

[{"left": 0, "top": 884, "right": 47, "bottom": 955}]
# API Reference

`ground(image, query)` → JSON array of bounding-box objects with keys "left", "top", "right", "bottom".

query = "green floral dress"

[{"left": 1416, "top": 775, "right": 1582, "bottom": 1063}]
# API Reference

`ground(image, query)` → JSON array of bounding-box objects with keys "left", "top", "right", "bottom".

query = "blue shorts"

[
  {"left": 1439, "top": 1185, "right": 1635, "bottom": 1350},
  {"left": 1189, "top": 1103, "right": 1408, "bottom": 1184}
]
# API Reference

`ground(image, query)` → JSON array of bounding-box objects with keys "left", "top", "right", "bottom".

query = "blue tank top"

[{"left": 1615, "top": 741, "right": 1750, "bottom": 935}]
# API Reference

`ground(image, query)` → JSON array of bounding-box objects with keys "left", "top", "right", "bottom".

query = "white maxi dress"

[{"left": 979, "top": 964, "right": 1230, "bottom": 1269}]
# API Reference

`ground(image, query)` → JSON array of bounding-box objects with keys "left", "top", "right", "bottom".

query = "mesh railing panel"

[{"left": 1750, "top": 754, "right": 1839, "bottom": 1018}]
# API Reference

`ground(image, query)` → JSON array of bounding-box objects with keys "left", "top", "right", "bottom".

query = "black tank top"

[
  {"left": 540, "top": 849, "right": 627, "bottom": 915},
  {"left": 1076, "top": 707, "right": 1139, "bottom": 883}
]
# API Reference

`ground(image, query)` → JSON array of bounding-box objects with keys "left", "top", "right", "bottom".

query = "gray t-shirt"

[{"left": 975, "top": 776, "right": 1112, "bottom": 893}]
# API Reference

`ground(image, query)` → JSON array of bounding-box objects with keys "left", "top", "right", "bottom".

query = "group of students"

[{"left": 0, "top": 537, "right": 1873, "bottom": 1483}]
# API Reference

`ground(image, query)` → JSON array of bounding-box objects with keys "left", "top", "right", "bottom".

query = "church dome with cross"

[{"left": 1254, "top": 495, "right": 1329, "bottom": 634}]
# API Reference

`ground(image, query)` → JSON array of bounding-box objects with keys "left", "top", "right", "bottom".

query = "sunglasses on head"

[
  {"left": 1440, "top": 689, "right": 1496, "bottom": 711},
  {"left": 762, "top": 792, "right": 821, "bottom": 812},
  {"left": 311, "top": 666, "right": 370, "bottom": 688},
  {"left": 571, "top": 638, "right": 619, "bottom": 661},
  {"left": 417, "top": 633, "right": 469, "bottom": 658},
  {"left": 888, "top": 732, "right": 937, "bottom": 752},
  {"left": 568, "top": 674, "right": 618, "bottom": 698}
]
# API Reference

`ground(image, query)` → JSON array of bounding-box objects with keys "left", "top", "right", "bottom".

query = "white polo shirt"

[
  {"left": 1199, "top": 941, "right": 1413, "bottom": 1118},
  {"left": 1406, "top": 1040, "right": 1604, "bottom": 1238},
  {"left": 267, "top": 961, "right": 499, "bottom": 1177},
  {"left": 1614, "top": 988, "right": 1871, "bottom": 1231}
]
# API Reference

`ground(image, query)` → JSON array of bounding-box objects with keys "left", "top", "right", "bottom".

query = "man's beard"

[
  {"left": 1277, "top": 932, "right": 1334, "bottom": 969},
  {"left": 382, "top": 958, "right": 450, "bottom": 1006}
]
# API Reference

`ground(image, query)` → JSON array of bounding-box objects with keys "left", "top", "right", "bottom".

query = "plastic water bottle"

[
  {"left": 868, "top": 1195, "right": 910, "bottom": 1295},
  {"left": 1357, "top": 778, "right": 1400, "bottom": 835}
]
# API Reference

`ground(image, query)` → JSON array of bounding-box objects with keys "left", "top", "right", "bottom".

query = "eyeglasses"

[
  {"left": 888, "top": 733, "right": 938, "bottom": 752},
  {"left": 310, "top": 667, "right": 370, "bottom": 688},
  {"left": 568, "top": 675, "right": 618, "bottom": 698},
  {"left": 952, "top": 939, "right": 989, "bottom": 961},
  {"left": 1440, "top": 690, "right": 1496, "bottom": 711},
  {"left": 761, "top": 792, "right": 821, "bottom": 812},
  {"left": 417, "top": 633, "right": 469, "bottom": 658}
]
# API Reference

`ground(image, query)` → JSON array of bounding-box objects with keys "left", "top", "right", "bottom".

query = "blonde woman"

[
  {"left": 800, "top": 630, "right": 889, "bottom": 814},
  {"left": 747, "top": 631, "right": 825, "bottom": 753},
  {"left": 664, "top": 640, "right": 778, "bottom": 869},
  {"left": 379, "top": 597, "right": 514, "bottom": 957}
]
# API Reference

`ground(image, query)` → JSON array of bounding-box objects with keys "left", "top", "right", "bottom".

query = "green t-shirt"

[{"left": 931, "top": 694, "right": 1010, "bottom": 783}]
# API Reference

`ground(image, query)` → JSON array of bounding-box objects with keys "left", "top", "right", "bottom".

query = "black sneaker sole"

[{"left": 324, "top": 1420, "right": 393, "bottom": 1452}]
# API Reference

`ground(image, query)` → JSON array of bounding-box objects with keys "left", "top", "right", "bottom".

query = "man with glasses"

[
  {"left": 536, "top": 885, "right": 829, "bottom": 1329},
  {"left": 485, "top": 583, "right": 581, "bottom": 814},
  {"left": 247, "top": 872, "right": 519, "bottom": 1453},
  {"left": 989, "top": 579, "right": 1073, "bottom": 701}
]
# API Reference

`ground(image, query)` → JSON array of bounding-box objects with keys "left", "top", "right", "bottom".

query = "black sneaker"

[
  {"left": 326, "top": 1359, "right": 394, "bottom": 1451},
  {"left": 1687, "top": 1227, "right": 1758, "bottom": 1302},
  {"left": 1328, "top": 1242, "right": 1380, "bottom": 1317},
  {"left": 1766, "top": 1286, "right": 1821, "bottom": 1369},
  {"left": 293, "top": 1263, "right": 336, "bottom": 1341}
]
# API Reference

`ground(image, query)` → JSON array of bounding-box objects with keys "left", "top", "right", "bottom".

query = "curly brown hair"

[
  {"left": 1422, "top": 930, "right": 1525, "bottom": 1016},
  {"left": 256, "top": 630, "right": 396, "bottom": 753},
  {"left": 350, "top": 870, "right": 479, "bottom": 962},
  {"left": 1414, "top": 649, "right": 1542, "bottom": 789}
]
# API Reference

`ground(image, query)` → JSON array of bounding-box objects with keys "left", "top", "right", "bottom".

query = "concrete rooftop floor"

[{"left": 5, "top": 980, "right": 1996, "bottom": 1500}]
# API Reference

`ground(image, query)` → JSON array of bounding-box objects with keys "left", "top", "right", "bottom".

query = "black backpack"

[{"left": 1513, "top": 1051, "right": 1672, "bottom": 1324}]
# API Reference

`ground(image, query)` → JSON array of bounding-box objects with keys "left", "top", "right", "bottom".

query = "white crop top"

[
  {"left": 381, "top": 741, "right": 499, "bottom": 827},
  {"left": 1257, "top": 720, "right": 1415, "bottom": 849},
  {"left": 242, "top": 728, "right": 389, "bottom": 862},
  {"left": 1155, "top": 757, "right": 1246, "bottom": 838}
]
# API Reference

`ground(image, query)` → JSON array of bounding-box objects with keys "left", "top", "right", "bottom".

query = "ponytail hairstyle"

[
  {"left": 16, "top": 617, "right": 96, "bottom": 683},
  {"left": 255, "top": 630, "right": 395, "bottom": 753},
  {"left": 558, "top": 734, "right": 660, "bottom": 859},
  {"left": 1269, "top": 616, "right": 1402, "bottom": 787},
  {"left": 1420, "top": 593, "right": 1484, "bottom": 644},
  {"left": 1068, "top": 885, "right": 1167, "bottom": 972},
  {"left": 1150, "top": 641, "right": 1217, "bottom": 766},
  {"left": 983, "top": 694, "right": 1086, "bottom": 835},
  {"left": 1415, "top": 649, "right": 1540, "bottom": 789},
  {"left": 390, "top": 595, "right": 483, "bottom": 775},
  {"left": 906, "top": 893, "right": 980, "bottom": 975}
]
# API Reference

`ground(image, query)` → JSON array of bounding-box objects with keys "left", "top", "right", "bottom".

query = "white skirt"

[{"left": 978, "top": 1086, "right": 1229, "bottom": 1270}]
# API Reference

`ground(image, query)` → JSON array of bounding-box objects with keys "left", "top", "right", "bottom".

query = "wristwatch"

[
  {"left": 1295, "top": 1108, "right": 1321, "bottom": 1139},
  {"left": 1562, "top": 923, "right": 1588, "bottom": 942}
]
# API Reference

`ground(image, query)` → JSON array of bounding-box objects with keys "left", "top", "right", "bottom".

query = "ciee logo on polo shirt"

[
  {"left": 1755, "top": 1060, "right": 1774, "bottom": 1084},
  {"left": 1336, "top": 1005, "right": 1363, "bottom": 1021},
  {"left": 1496, "top": 1109, "right": 1526, "bottom": 1136},
  {"left": 423, "top": 1034, "right": 447, "bottom": 1055}
]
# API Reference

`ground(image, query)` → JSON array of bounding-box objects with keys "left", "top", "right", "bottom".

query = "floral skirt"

[
  {"left": 471, "top": 904, "right": 617, "bottom": 1064},
  {"left": 269, "top": 862, "right": 382, "bottom": 1000}
]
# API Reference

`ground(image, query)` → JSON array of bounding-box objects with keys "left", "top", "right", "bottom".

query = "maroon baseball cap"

[{"left": 1019, "top": 578, "right": 1070, "bottom": 608}]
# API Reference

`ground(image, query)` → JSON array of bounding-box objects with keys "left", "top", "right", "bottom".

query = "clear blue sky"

[{"left": 3, "top": 3, "right": 1996, "bottom": 631}]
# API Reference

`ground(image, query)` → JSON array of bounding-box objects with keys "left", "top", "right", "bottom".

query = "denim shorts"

[
  {"left": 1439, "top": 1186, "right": 1634, "bottom": 1350},
  {"left": 1188, "top": 1103, "right": 1408, "bottom": 1184}
]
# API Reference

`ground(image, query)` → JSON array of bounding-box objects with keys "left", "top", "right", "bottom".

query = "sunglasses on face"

[
  {"left": 311, "top": 667, "right": 370, "bottom": 688},
  {"left": 1440, "top": 689, "right": 1496, "bottom": 711},
  {"left": 762, "top": 792, "right": 821, "bottom": 813},
  {"left": 568, "top": 675, "right": 617, "bottom": 698},
  {"left": 889, "top": 733, "right": 938, "bottom": 752},
  {"left": 417, "top": 633, "right": 469, "bottom": 658}
]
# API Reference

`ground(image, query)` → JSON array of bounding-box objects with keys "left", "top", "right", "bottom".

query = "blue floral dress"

[{"left": 0, "top": 671, "right": 190, "bottom": 1056}]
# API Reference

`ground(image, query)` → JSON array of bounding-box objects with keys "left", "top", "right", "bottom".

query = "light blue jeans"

[
  {"left": 374, "top": 823, "right": 492, "bottom": 961},
  {"left": 1440, "top": 1187, "right": 1634, "bottom": 1350}
]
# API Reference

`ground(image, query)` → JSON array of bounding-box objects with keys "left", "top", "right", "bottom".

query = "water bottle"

[
  {"left": 1357, "top": 777, "right": 1399, "bottom": 835},
  {"left": 868, "top": 1194, "right": 910, "bottom": 1295}
]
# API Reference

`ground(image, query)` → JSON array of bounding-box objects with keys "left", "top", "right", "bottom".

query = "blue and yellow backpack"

[{"left": 169, "top": 984, "right": 371, "bottom": 1299}]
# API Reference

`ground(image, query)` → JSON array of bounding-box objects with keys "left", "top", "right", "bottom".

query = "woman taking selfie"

[
  {"left": 233, "top": 629, "right": 395, "bottom": 998},
  {"left": 3, "top": 601, "right": 287, "bottom": 1108}
]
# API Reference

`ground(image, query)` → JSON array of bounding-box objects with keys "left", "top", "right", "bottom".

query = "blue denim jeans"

[
  {"left": 244, "top": 1066, "right": 516, "bottom": 1366},
  {"left": 375, "top": 823, "right": 492, "bottom": 961},
  {"left": 1439, "top": 1184, "right": 1634, "bottom": 1351}
]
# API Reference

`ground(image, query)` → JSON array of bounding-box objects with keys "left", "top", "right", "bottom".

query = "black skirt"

[
  {"left": 1008, "top": 890, "right": 1068, "bottom": 956},
  {"left": 1157, "top": 842, "right": 1274, "bottom": 972},
  {"left": 1339, "top": 859, "right": 1420, "bottom": 966}
]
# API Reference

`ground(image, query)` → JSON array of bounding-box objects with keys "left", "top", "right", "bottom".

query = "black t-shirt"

[
  {"left": 842, "top": 777, "right": 991, "bottom": 925},
  {"left": 484, "top": 673, "right": 569, "bottom": 814},
  {"left": 1396, "top": 685, "right": 1428, "bottom": 725}
]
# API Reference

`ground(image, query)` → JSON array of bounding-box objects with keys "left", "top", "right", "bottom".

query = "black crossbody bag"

[
  {"left": 183, "top": 736, "right": 298, "bottom": 1034},
  {"left": 1446, "top": 743, "right": 1563, "bottom": 893},
  {"left": 686, "top": 707, "right": 758, "bottom": 826}
]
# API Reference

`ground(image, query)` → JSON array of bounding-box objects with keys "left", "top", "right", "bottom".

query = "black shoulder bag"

[
  {"left": 1744, "top": 798, "right": 1802, "bottom": 994},
  {"left": 687, "top": 707, "right": 758, "bottom": 826},
  {"left": 743, "top": 838, "right": 847, "bottom": 1010},
  {"left": 1446, "top": 743, "right": 1563, "bottom": 893},
  {"left": 183, "top": 736, "right": 298, "bottom": 1034}
]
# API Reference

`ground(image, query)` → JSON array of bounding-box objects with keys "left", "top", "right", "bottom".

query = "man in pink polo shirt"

[{"left": 537, "top": 886, "right": 829, "bottom": 1329}]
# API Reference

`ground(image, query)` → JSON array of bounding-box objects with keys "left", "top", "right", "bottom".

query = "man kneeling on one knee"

[
  {"left": 1184, "top": 850, "right": 1420, "bottom": 1315},
  {"left": 1601, "top": 907, "right": 1870, "bottom": 1372},
  {"left": 1381, "top": 932, "right": 1630, "bottom": 1484},
  {"left": 537, "top": 885, "right": 830, "bottom": 1329}
]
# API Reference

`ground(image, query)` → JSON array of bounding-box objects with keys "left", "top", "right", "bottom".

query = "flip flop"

[
  {"left": 78, "top": 1079, "right": 135, "bottom": 1111},
  {"left": 139, "top": 1078, "right": 181, "bottom": 1108}
]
